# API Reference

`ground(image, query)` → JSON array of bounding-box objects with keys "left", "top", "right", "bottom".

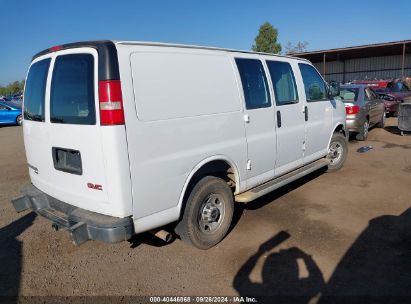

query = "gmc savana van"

[{"left": 12, "top": 40, "right": 347, "bottom": 249}]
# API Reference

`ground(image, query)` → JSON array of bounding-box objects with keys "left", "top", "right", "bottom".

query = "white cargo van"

[{"left": 12, "top": 41, "right": 347, "bottom": 249}]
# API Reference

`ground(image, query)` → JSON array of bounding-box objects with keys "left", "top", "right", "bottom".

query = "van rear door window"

[
  {"left": 50, "top": 54, "right": 96, "bottom": 125},
  {"left": 24, "top": 58, "right": 51, "bottom": 122}
]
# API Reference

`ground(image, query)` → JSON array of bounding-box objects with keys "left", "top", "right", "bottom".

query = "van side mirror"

[{"left": 328, "top": 80, "right": 340, "bottom": 98}]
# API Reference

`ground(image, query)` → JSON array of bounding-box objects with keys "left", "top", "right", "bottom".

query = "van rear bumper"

[{"left": 11, "top": 184, "right": 134, "bottom": 245}]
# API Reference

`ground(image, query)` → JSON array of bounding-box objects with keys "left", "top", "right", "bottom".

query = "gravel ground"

[{"left": 1, "top": 118, "right": 411, "bottom": 302}]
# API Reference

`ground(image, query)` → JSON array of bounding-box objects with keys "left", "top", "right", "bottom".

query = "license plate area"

[{"left": 52, "top": 147, "right": 83, "bottom": 175}]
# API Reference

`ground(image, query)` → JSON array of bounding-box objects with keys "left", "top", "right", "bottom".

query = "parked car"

[
  {"left": 12, "top": 41, "right": 347, "bottom": 250},
  {"left": 339, "top": 84, "right": 385, "bottom": 140},
  {"left": 351, "top": 79, "right": 390, "bottom": 88},
  {"left": 9, "top": 96, "right": 23, "bottom": 108},
  {"left": 374, "top": 79, "right": 411, "bottom": 116},
  {"left": 376, "top": 92, "right": 401, "bottom": 116},
  {"left": 0, "top": 101, "right": 22, "bottom": 126}
]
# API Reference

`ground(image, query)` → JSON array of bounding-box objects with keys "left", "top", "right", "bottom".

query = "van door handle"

[
  {"left": 277, "top": 111, "right": 281, "bottom": 128},
  {"left": 304, "top": 106, "right": 308, "bottom": 121}
]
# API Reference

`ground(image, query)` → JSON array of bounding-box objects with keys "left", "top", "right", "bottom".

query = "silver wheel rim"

[
  {"left": 363, "top": 122, "right": 369, "bottom": 138},
  {"left": 198, "top": 193, "right": 225, "bottom": 234},
  {"left": 328, "top": 140, "right": 344, "bottom": 165},
  {"left": 17, "top": 115, "right": 23, "bottom": 125}
]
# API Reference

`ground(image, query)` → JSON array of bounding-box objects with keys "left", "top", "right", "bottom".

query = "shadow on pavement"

[
  {"left": 0, "top": 212, "right": 36, "bottom": 297},
  {"left": 241, "top": 167, "right": 327, "bottom": 211},
  {"left": 233, "top": 231, "right": 325, "bottom": 304},
  {"left": 320, "top": 208, "right": 411, "bottom": 303},
  {"left": 384, "top": 125, "right": 402, "bottom": 136},
  {"left": 233, "top": 208, "right": 411, "bottom": 303}
]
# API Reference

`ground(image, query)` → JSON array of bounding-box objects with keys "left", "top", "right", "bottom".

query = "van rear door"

[{"left": 24, "top": 45, "right": 132, "bottom": 217}]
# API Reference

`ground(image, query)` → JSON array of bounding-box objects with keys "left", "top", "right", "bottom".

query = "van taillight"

[
  {"left": 345, "top": 105, "right": 360, "bottom": 115},
  {"left": 98, "top": 80, "right": 125, "bottom": 125}
]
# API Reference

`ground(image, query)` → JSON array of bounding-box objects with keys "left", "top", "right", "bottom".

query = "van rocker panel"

[{"left": 11, "top": 184, "right": 134, "bottom": 245}]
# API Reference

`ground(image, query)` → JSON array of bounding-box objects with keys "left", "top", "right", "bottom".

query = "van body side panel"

[
  {"left": 116, "top": 45, "right": 247, "bottom": 222},
  {"left": 263, "top": 57, "right": 305, "bottom": 177},
  {"left": 231, "top": 55, "right": 277, "bottom": 189}
]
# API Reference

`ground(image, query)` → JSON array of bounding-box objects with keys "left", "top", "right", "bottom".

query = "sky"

[{"left": 1, "top": 0, "right": 410, "bottom": 85}]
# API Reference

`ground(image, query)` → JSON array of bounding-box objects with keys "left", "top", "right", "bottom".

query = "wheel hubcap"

[
  {"left": 198, "top": 194, "right": 225, "bottom": 234},
  {"left": 328, "top": 141, "right": 343, "bottom": 165}
]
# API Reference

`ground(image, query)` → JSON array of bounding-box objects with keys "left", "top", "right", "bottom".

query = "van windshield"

[{"left": 50, "top": 54, "right": 96, "bottom": 125}]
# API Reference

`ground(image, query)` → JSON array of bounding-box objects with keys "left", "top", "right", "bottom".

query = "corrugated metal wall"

[{"left": 312, "top": 54, "right": 411, "bottom": 83}]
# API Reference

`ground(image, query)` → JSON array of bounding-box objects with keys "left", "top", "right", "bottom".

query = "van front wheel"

[{"left": 176, "top": 176, "right": 234, "bottom": 249}]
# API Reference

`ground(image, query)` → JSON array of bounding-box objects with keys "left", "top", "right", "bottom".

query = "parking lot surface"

[{"left": 1, "top": 118, "right": 411, "bottom": 300}]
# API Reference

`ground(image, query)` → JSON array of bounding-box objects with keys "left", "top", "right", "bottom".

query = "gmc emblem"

[{"left": 87, "top": 183, "right": 103, "bottom": 191}]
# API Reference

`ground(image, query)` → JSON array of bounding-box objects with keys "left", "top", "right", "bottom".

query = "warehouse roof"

[{"left": 292, "top": 40, "right": 411, "bottom": 62}]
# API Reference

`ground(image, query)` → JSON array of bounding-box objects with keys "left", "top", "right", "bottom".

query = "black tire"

[
  {"left": 327, "top": 132, "right": 348, "bottom": 173},
  {"left": 175, "top": 176, "right": 234, "bottom": 250},
  {"left": 356, "top": 120, "right": 369, "bottom": 141},
  {"left": 16, "top": 115, "right": 23, "bottom": 126},
  {"left": 376, "top": 111, "right": 386, "bottom": 128}
]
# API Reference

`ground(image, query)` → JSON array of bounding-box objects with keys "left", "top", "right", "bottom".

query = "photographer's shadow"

[
  {"left": 233, "top": 231, "right": 325, "bottom": 304},
  {"left": 0, "top": 212, "right": 36, "bottom": 298}
]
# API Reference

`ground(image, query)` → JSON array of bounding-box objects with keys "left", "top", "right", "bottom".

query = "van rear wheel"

[
  {"left": 176, "top": 176, "right": 234, "bottom": 249},
  {"left": 327, "top": 132, "right": 348, "bottom": 172}
]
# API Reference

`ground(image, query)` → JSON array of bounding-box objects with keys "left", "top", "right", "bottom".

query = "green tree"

[
  {"left": 0, "top": 80, "right": 25, "bottom": 97},
  {"left": 252, "top": 22, "right": 282, "bottom": 54}
]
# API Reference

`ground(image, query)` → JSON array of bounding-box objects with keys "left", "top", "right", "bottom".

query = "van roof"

[
  {"left": 33, "top": 40, "right": 310, "bottom": 63},
  {"left": 115, "top": 40, "right": 311, "bottom": 62}
]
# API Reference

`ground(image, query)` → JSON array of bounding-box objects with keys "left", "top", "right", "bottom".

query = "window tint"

[
  {"left": 235, "top": 58, "right": 271, "bottom": 109},
  {"left": 0, "top": 104, "right": 8, "bottom": 110},
  {"left": 266, "top": 61, "right": 298, "bottom": 106},
  {"left": 24, "top": 59, "right": 50, "bottom": 121},
  {"left": 50, "top": 54, "right": 95, "bottom": 124},
  {"left": 339, "top": 88, "right": 359, "bottom": 102},
  {"left": 298, "top": 63, "right": 328, "bottom": 102}
]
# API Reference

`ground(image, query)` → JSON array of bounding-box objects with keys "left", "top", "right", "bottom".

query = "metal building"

[{"left": 292, "top": 40, "right": 411, "bottom": 83}]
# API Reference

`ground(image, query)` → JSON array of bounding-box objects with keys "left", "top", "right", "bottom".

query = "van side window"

[
  {"left": 298, "top": 63, "right": 328, "bottom": 102},
  {"left": 266, "top": 61, "right": 298, "bottom": 106},
  {"left": 24, "top": 58, "right": 51, "bottom": 122},
  {"left": 50, "top": 54, "right": 96, "bottom": 125},
  {"left": 235, "top": 58, "right": 271, "bottom": 109}
]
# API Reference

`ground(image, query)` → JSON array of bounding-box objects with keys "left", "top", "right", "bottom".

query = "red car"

[
  {"left": 374, "top": 80, "right": 411, "bottom": 116},
  {"left": 352, "top": 79, "right": 411, "bottom": 116}
]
